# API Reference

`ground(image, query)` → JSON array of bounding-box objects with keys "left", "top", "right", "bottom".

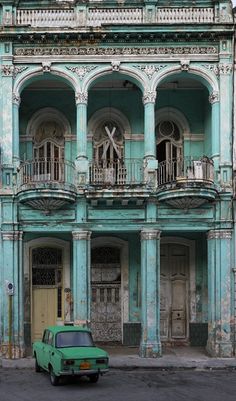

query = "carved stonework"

[
  {"left": 66, "top": 65, "right": 96, "bottom": 80},
  {"left": 2, "top": 65, "right": 28, "bottom": 78},
  {"left": 111, "top": 60, "right": 121, "bottom": 71},
  {"left": 140, "top": 230, "right": 161, "bottom": 240},
  {"left": 209, "top": 91, "right": 219, "bottom": 104},
  {"left": 207, "top": 230, "right": 232, "bottom": 240},
  {"left": 204, "top": 64, "right": 219, "bottom": 76},
  {"left": 72, "top": 231, "right": 91, "bottom": 241},
  {"left": 2, "top": 65, "right": 14, "bottom": 76},
  {"left": 180, "top": 59, "right": 190, "bottom": 71},
  {"left": 14, "top": 46, "right": 218, "bottom": 57},
  {"left": 2, "top": 231, "right": 23, "bottom": 241},
  {"left": 42, "top": 62, "right": 51, "bottom": 72},
  {"left": 75, "top": 91, "right": 88, "bottom": 105},
  {"left": 218, "top": 64, "right": 233, "bottom": 75},
  {"left": 142, "top": 91, "right": 156, "bottom": 104},
  {"left": 135, "top": 64, "right": 167, "bottom": 79},
  {"left": 12, "top": 93, "right": 21, "bottom": 106}
]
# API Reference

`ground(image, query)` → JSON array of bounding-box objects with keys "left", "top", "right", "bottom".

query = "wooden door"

[
  {"left": 160, "top": 244, "right": 189, "bottom": 342},
  {"left": 32, "top": 288, "right": 57, "bottom": 341}
]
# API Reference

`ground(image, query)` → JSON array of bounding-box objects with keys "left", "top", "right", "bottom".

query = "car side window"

[
  {"left": 42, "top": 330, "right": 49, "bottom": 344},
  {"left": 48, "top": 331, "right": 54, "bottom": 346}
]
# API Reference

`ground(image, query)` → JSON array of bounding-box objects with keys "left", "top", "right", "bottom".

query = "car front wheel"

[{"left": 49, "top": 366, "right": 60, "bottom": 386}]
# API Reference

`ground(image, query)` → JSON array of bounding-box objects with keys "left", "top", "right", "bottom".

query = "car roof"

[{"left": 45, "top": 325, "right": 91, "bottom": 334}]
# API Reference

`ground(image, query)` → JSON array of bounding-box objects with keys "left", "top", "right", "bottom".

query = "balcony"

[
  {"left": 157, "top": 156, "right": 217, "bottom": 208},
  {"left": 87, "top": 159, "right": 148, "bottom": 202},
  {"left": 17, "top": 159, "right": 76, "bottom": 211}
]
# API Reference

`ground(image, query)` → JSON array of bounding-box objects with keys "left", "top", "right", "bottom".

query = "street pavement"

[{"left": 1, "top": 345, "right": 236, "bottom": 370}]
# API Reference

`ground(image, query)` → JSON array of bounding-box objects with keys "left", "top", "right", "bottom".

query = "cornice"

[{"left": 0, "top": 29, "right": 233, "bottom": 45}]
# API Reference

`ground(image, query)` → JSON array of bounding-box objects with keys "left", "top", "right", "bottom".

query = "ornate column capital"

[
  {"left": 72, "top": 231, "right": 91, "bottom": 240},
  {"left": 75, "top": 91, "right": 88, "bottom": 105},
  {"left": 207, "top": 229, "right": 232, "bottom": 240},
  {"left": 142, "top": 91, "right": 156, "bottom": 105},
  {"left": 218, "top": 63, "right": 233, "bottom": 75},
  {"left": 140, "top": 230, "right": 161, "bottom": 240}
]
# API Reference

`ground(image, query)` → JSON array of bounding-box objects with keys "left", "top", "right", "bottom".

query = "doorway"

[{"left": 160, "top": 243, "right": 189, "bottom": 343}]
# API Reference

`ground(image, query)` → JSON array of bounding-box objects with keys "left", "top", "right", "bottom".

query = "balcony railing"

[
  {"left": 89, "top": 159, "right": 143, "bottom": 186},
  {"left": 13, "top": 6, "right": 217, "bottom": 28},
  {"left": 17, "top": 158, "right": 76, "bottom": 189},
  {"left": 158, "top": 157, "right": 214, "bottom": 187}
]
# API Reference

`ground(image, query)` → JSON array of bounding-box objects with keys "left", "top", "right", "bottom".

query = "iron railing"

[
  {"left": 89, "top": 159, "right": 143, "bottom": 186},
  {"left": 17, "top": 158, "right": 76, "bottom": 189},
  {"left": 158, "top": 156, "right": 214, "bottom": 187}
]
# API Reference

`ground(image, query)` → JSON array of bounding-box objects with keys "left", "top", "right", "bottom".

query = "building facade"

[{"left": 0, "top": 0, "right": 235, "bottom": 358}]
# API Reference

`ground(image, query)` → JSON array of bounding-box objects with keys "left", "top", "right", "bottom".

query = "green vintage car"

[{"left": 33, "top": 325, "right": 109, "bottom": 386}]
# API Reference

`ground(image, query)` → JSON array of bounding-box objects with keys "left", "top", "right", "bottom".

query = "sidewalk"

[{"left": 1, "top": 346, "right": 236, "bottom": 370}]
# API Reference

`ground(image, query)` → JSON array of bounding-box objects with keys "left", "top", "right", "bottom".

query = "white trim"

[
  {"left": 184, "top": 133, "right": 205, "bottom": 141},
  {"left": 88, "top": 107, "right": 131, "bottom": 138},
  {"left": 26, "top": 107, "right": 72, "bottom": 139},
  {"left": 91, "top": 236, "right": 129, "bottom": 342}
]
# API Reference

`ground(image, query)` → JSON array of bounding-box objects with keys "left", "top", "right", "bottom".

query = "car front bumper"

[{"left": 58, "top": 368, "right": 109, "bottom": 376}]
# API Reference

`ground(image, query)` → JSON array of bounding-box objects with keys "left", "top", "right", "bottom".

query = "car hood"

[{"left": 58, "top": 347, "right": 108, "bottom": 359}]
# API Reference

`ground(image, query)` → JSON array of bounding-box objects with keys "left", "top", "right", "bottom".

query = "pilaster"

[
  {"left": 75, "top": 91, "right": 89, "bottom": 185},
  {"left": 0, "top": 230, "right": 24, "bottom": 358},
  {"left": 139, "top": 229, "right": 162, "bottom": 358},
  {"left": 207, "top": 229, "right": 233, "bottom": 357},
  {"left": 72, "top": 230, "right": 91, "bottom": 325}
]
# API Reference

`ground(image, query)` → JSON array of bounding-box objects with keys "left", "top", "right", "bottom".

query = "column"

[
  {"left": 219, "top": 61, "right": 233, "bottom": 187},
  {"left": 209, "top": 91, "right": 220, "bottom": 172},
  {"left": 143, "top": 90, "right": 156, "bottom": 159},
  {"left": 232, "top": 267, "right": 236, "bottom": 355},
  {"left": 142, "top": 91, "right": 158, "bottom": 187},
  {"left": 0, "top": 231, "right": 24, "bottom": 358},
  {"left": 207, "top": 229, "right": 233, "bottom": 357},
  {"left": 75, "top": 91, "right": 89, "bottom": 184},
  {"left": 72, "top": 231, "right": 91, "bottom": 325},
  {"left": 139, "top": 230, "right": 162, "bottom": 357},
  {"left": 12, "top": 93, "right": 21, "bottom": 166}
]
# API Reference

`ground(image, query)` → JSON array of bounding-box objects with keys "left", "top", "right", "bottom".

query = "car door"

[{"left": 42, "top": 330, "right": 54, "bottom": 371}]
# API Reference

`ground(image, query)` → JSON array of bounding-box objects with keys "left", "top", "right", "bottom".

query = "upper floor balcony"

[
  {"left": 1, "top": 3, "right": 232, "bottom": 29},
  {"left": 156, "top": 156, "right": 217, "bottom": 208},
  {"left": 16, "top": 158, "right": 77, "bottom": 211},
  {"left": 15, "top": 156, "right": 218, "bottom": 210}
]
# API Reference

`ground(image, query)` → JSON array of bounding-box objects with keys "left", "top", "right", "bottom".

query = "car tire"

[
  {"left": 35, "top": 355, "right": 41, "bottom": 373},
  {"left": 49, "top": 366, "right": 60, "bottom": 386},
  {"left": 89, "top": 373, "right": 99, "bottom": 383}
]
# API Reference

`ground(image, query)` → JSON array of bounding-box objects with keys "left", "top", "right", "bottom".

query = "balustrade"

[
  {"left": 89, "top": 159, "right": 143, "bottom": 186},
  {"left": 14, "top": 7, "right": 215, "bottom": 27},
  {"left": 158, "top": 157, "right": 214, "bottom": 187},
  {"left": 17, "top": 159, "right": 75, "bottom": 189}
]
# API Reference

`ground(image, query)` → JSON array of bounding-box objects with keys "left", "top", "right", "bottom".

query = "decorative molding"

[
  {"left": 135, "top": 64, "right": 167, "bottom": 79},
  {"left": 180, "top": 59, "right": 190, "bottom": 72},
  {"left": 111, "top": 60, "right": 121, "bottom": 71},
  {"left": 207, "top": 230, "right": 232, "bottom": 240},
  {"left": 204, "top": 64, "right": 219, "bottom": 76},
  {"left": 218, "top": 63, "right": 233, "bottom": 75},
  {"left": 1, "top": 65, "right": 28, "bottom": 78},
  {"left": 143, "top": 91, "right": 156, "bottom": 104},
  {"left": 140, "top": 230, "right": 161, "bottom": 240},
  {"left": 183, "top": 133, "right": 204, "bottom": 141},
  {"left": 209, "top": 91, "right": 219, "bottom": 104},
  {"left": 12, "top": 92, "right": 21, "bottom": 106},
  {"left": 2, "top": 231, "right": 23, "bottom": 241},
  {"left": 42, "top": 62, "right": 51, "bottom": 73},
  {"left": 75, "top": 91, "right": 88, "bottom": 105},
  {"left": 66, "top": 65, "right": 96, "bottom": 80},
  {"left": 14, "top": 46, "right": 218, "bottom": 57},
  {"left": 72, "top": 231, "right": 91, "bottom": 241}
]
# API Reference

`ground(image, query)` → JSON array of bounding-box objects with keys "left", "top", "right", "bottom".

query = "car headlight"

[{"left": 63, "top": 359, "right": 75, "bottom": 366}]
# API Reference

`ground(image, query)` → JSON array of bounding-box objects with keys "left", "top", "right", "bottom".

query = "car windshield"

[{"left": 56, "top": 331, "right": 94, "bottom": 348}]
